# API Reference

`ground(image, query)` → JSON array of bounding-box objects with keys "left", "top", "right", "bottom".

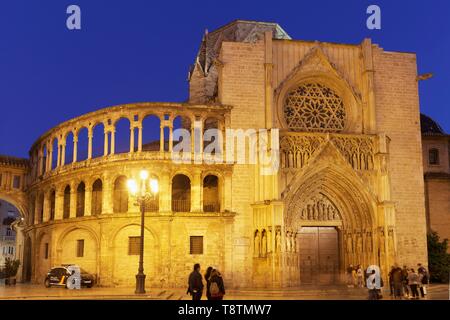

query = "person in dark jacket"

[
  {"left": 204, "top": 266, "right": 213, "bottom": 300},
  {"left": 187, "top": 263, "right": 204, "bottom": 300},
  {"left": 208, "top": 268, "right": 226, "bottom": 300},
  {"left": 392, "top": 266, "right": 404, "bottom": 299}
]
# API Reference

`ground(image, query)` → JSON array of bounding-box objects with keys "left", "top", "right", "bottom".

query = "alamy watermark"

[{"left": 171, "top": 124, "right": 280, "bottom": 176}]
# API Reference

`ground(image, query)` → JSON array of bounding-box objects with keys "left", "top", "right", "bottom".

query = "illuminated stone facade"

[{"left": 0, "top": 20, "right": 432, "bottom": 288}]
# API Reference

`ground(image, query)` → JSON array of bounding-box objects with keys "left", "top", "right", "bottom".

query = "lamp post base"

[{"left": 135, "top": 273, "right": 146, "bottom": 294}]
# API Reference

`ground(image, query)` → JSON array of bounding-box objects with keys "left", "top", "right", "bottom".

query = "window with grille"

[
  {"left": 44, "top": 243, "right": 49, "bottom": 259},
  {"left": 190, "top": 236, "right": 203, "bottom": 255},
  {"left": 12, "top": 176, "right": 20, "bottom": 189},
  {"left": 76, "top": 239, "right": 84, "bottom": 257},
  {"left": 128, "top": 236, "right": 141, "bottom": 255},
  {"left": 284, "top": 83, "right": 346, "bottom": 133},
  {"left": 429, "top": 148, "right": 439, "bottom": 165}
]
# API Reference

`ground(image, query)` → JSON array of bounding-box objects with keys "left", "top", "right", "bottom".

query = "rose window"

[{"left": 283, "top": 83, "right": 346, "bottom": 132}]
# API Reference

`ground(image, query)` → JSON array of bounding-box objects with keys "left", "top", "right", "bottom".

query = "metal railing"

[
  {"left": 203, "top": 202, "right": 220, "bottom": 213},
  {"left": 171, "top": 200, "right": 191, "bottom": 212}
]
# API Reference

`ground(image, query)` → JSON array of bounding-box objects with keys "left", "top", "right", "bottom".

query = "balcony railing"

[
  {"left": 203, "top": 202, "right": 220, "bottom": 213},
  {"left": 144, "top": 199, "right": 159, "bottom": 212},
  {"left": 172, "top": 200, "right": 191, "bottom": 212}
]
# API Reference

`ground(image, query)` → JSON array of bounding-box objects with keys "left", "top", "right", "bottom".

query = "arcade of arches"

[{"left": 0, "top": 20, "right": 430, "bottom": 288}]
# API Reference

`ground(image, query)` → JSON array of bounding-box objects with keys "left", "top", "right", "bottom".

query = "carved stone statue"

[
  {"left": 254, "top": 230, "right": 261, "bottom": 257},
  {"left": 275, "top": 229, "right": 282, "bottom": 253},
  {"left": 366, "top": 231, "right": 373, "bottom": 252},
  {"left": 286, "top": 231, "right": 292, "bottom": 252},
  {"left": 346, "top": 234, "right": 353, "bottom": 253},
  {"left": 261, "top": 229, "right": 267, "bottom": 257},
  {"left": 356, "top": 232, "right": 363, "bottom": 253},
  {"left": 388, "top": 228, "right": 395, "bottom": 256},
  {"left": 267, "top": 227, "right": 272, "bottom": 253}
]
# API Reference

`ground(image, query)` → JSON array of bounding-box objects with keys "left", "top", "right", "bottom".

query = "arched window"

[
  {"left": 51, "top": 138, "right": 58, "bottom": 170},
  {"left": 429, "top": 148, "right": 440, "bottom": 165},
  {"left": 63, "top": 185, "right": 71, "bottom": 219},
  {"left": 39, "top": 194, "right": 44, "bottom": 223},
  {"left": 92, "top": 123, "right": 105, "bottom": 158},
  {"left": 203, "top": 118, "right": 220, "bottom": 155},
  {"left": 64, "top": 132, "right": 74, "bottom": 165},
  {"left": 142, "top": 115, "right": 161, "bottom": 151},
  {"left": 113, "top": 176, "right": 128, "bottom": 213},
  {"left": 203, "top": 175, "right": 219, "bottom": 212},
  {"left": 77, "top": 128, "right": 89, "bottom": 161},
  {"left": 76, "top": 182, "right": 85, "bottom": 217},
  {"left": 114, "top": 118, "right": 131, "bottom": 154},
  {"left": 283, "top": 83, "right": 346, "bottom": 133},
  {"left": 49, "top": 190, "right": 56, "bottom": 220},
  {"left": 172, "top": 174, "right": 191, "bottom": 212},
  {"left": 91, "top": 179, "right": 103, "bottom": 216},
  {"left": 42, "top": 145, "right": 47, "bottom": 174}
]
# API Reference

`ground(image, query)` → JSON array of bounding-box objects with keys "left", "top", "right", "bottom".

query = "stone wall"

[{"left": 372, "top": 47, "right": 428, "bottom": 267}]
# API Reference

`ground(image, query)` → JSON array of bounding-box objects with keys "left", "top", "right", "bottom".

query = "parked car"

[{"left": 44, "top": 265, "right": 95, "bottom": 288}]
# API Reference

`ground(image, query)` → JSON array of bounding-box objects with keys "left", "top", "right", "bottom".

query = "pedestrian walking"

[
  {"left": 407, "top": 268, "right": 420, "bottom": 299},
  {"left": 208, "top": 268, "right": 226, "bottom": 300},
  {"left": 418, "top": 264, "right": 429, "bottom": 298},
  {"left": 367, "top": 269, "right": 378, "bottom": 300},
  {"left": 392, "top": 266, "right": 403, "bottom": 299},
  {"left": 352, "top": 266, "right": 358, "bottom": 287},
  {"left": 401, "top": 265, "right": 410, "bottom": 298},
  {"left": 204, "top": 266, "right": 213, "bottom": 300},
  {"left": 187, "top": 263, "right": 204, "bottom": 300},
  {"left": 388, "top": 266, "right": 395, "bottom": 296},
  {"left": 356, "top": 265, "right": 364, "bottom": 288},
  {"left": 346, "top": 264, "right": 354, "bottom": 287}
]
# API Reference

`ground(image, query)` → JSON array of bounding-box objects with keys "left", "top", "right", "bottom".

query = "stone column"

[
  {"left": 73, "top": 134, "right": 78, "bottom": 163},
  {"left": 47, "top": 143, "right": 52, "bottom": 171},
  {"left": 84, "top": 184, "right": 92, "bottom": 216},
  {"left": 43, "top": 192, "right": 50, "bottom": 222},
  {"left": 168, "top": 125, "right": 173, "bottom": 152},
  {"left": 55, "top": 188, "right": 64, "bottom": 220},
  {"left": 61, "top": 143, "right": 66, "bottom": 166},
  {"left": 110, "top": 129, "right": 115, "bottom": 155},
  {"left": 38, "top": 148, "right": 44, "bottom": 176},
  {"left": 104, "top": 130, "right": 109, "bottom": 156},
  {"left": 129, "top": 127, "right": 135, "bottom": 153},
  {"left": 160, "top": 170, "right": 171, "bottom": 212},
  {"left": 88, "top": 127, "right": 93, "bottom": 159},
  {"left": 102, "top": 177, "right": 113, "bottom": 214},
  {"left": 69, "top": 185, "right": 77, "bottom": 218},
  {"left": 191, "top": 169, "right": 202, "bottom": 212},
  {"left": 56, "top": 142, "right": 61, "bottom": 167},
  {"left": 34, "top": 196, "right": 41, "bottom": 224},
  {"left": 160, "top": 125, "right": 165, "bottom": 152},
  {"left": 137, "top": 124, "right": 143, "bottom": 152}
]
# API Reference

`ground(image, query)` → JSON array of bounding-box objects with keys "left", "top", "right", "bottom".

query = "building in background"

[
  {"left": 421, "top": 114, "right": 450, "bottom": 251},
  {"left": 0, "top": 199, "right": 19, "bottom": 266}
]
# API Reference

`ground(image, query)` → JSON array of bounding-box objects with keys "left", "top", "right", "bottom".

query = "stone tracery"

[{"left": 283, "top": 83, "right": 346, "bottom": 133}]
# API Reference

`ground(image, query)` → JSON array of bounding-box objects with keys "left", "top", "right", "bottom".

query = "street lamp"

[{"left": 127, "top": 169, "right": 159, "bottom": 294}]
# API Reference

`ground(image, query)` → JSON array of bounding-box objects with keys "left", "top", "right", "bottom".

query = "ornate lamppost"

[{"left": 127, "top": 170, "right": 159, "bottom": 294}]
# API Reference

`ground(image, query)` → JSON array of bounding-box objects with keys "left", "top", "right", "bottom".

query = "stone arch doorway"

[
  {"left": 284, "top": 163, "right": 378, "bottom": 286},
  {"left": 0, "top": 197, "right": 27, "bottom": 282}
]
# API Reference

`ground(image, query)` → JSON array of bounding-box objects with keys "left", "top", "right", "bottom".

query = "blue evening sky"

[{"left": 0, "top": 0, "right": 449, "bottom": 158}]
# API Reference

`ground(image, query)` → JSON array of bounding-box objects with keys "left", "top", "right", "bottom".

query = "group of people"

[
  {"left": 187, "top": 263, "right": 226, "bottom": 300},
  {"left": 346, "top": 263, "right": 430, "bottom": 300},
  {"left": 388, "top": 263, "right": 429, "bottom": 300}
]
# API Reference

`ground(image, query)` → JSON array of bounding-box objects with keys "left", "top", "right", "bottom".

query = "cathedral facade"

[{"left": 0, "top": 20, "right": 429, "bottom": 288}]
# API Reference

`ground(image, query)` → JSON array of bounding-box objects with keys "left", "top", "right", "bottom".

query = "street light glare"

[
  {"left": 127, "top": 179, "right": 138, "bottom": 195},
  {"left": 140, "top": 170, "right": 149, "bottom": 180},
  {"left": 150, "top": 178, "right": 159, "bottom": 194}
]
